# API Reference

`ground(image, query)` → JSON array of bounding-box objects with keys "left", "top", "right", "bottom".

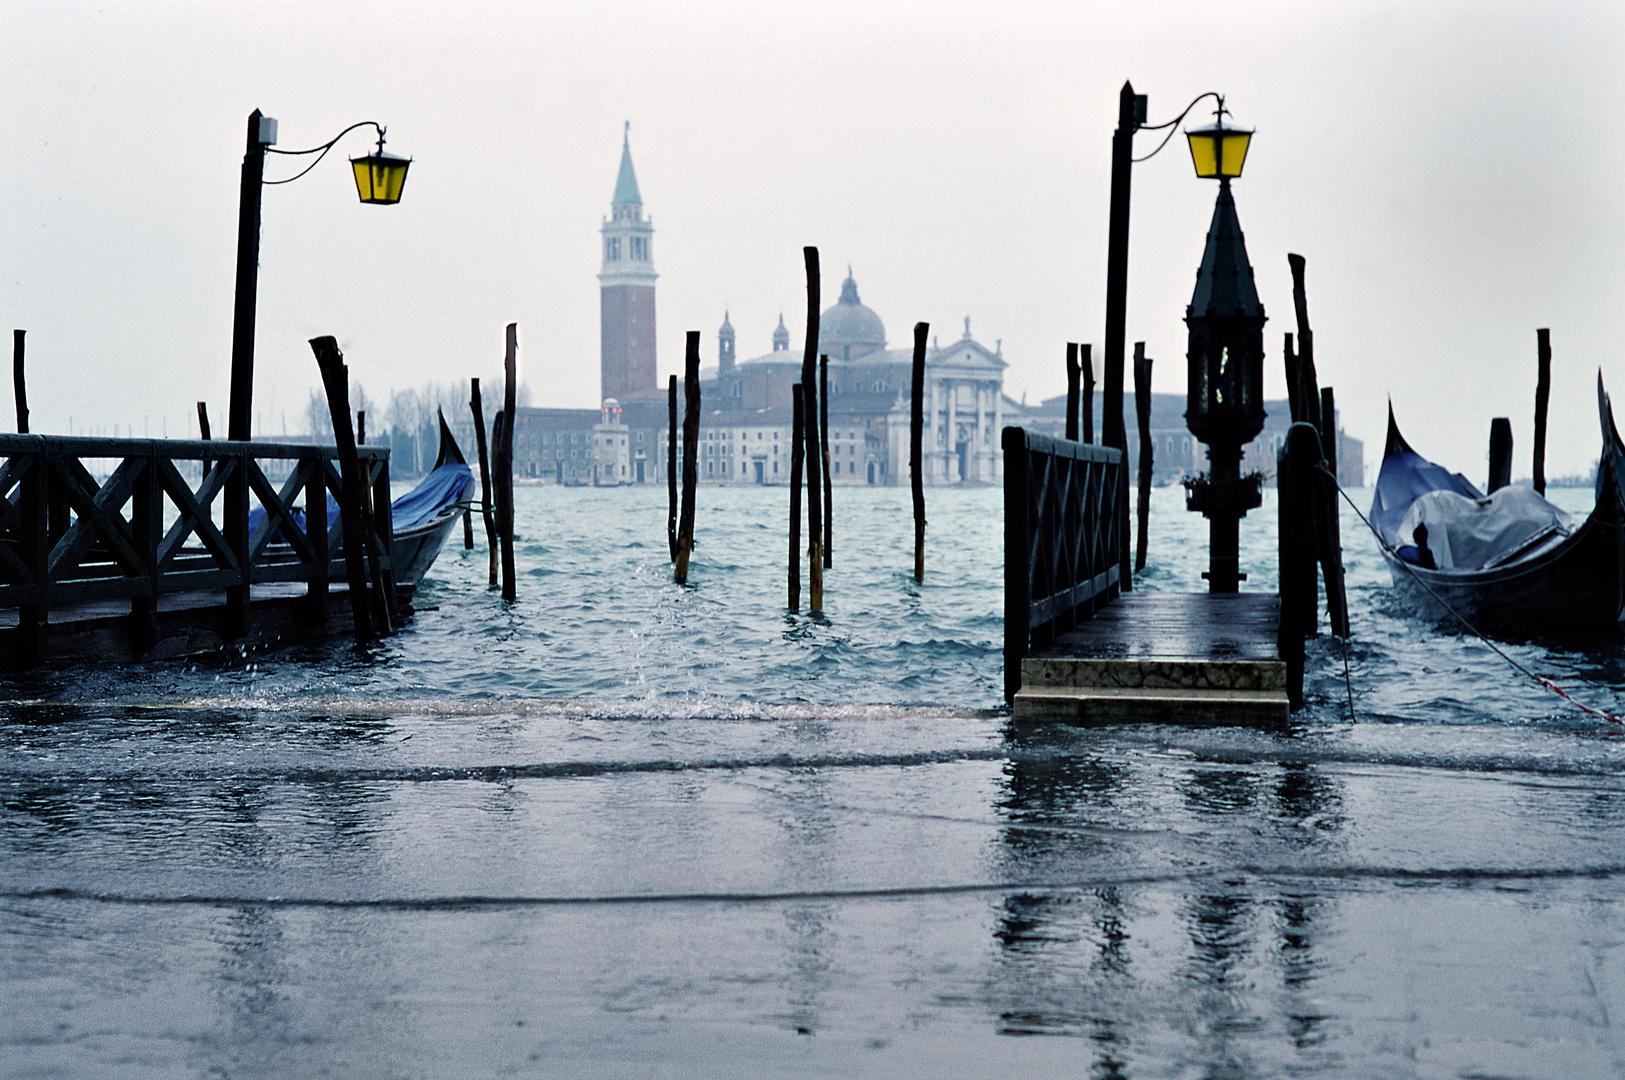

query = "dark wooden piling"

[
  {"left": 356, "top": 410, "right": 366, "bottom": 447},
  {"left": 820, "top": 354, "right": 832, "bottom": 569},
  {"left": 1287, "top": 253, "right": 1348, "bottom": 637},
  {"left": 911, "top": 321, "right": 927, "bottom": 583},
  {"left": 12, "top": 329, "right": 27, "bottom": 433},
  {"left": 667, "top": 374, "right": 679, "bottom": 562},
  {"left": 1488, "top": 417, "right": 1513, "bottom": 493},
  {"left": 196, "top": 401, "right": 212, "bottom": 481},
  {"left": 1533, "top": 328, "right": 1551, "bottom": 496},
  {"left": 1283, "top": 333, "right": 1302, "bottom": 422},
  {"left": 800, "top": 248, "right": 824, "bottom": 608},
  {"left": 469, "top": 378, "right": 498, "bottom": 587},
  {"left": 357, "top": 453, "right": 394, "bottom": 635},
  {"left": 309, "top": 335, "right": 374, "bottom": 644},
  {"left": 1278, "top": 422, "right": 1322, "bottom": 709},
  {"left": 789, "top": 382, "right": 805, "bottom": 609},
  {"left": 1133, "top": 342, "right": 1153, "bottom": 574},
  {"left": 498, "top": 322, "right": 518, "bottom": 603},
  {"left": 1319, "top": 385, "right": 1350, "bottom": 639},
  {"left": 1065, "top": 343, "right": 1080, "bottom": 442},
  {"left": 491, "top": 408, "right": 508, "bottom": 588},
  {"left": 1080, "top": 344, "right": 1095, "bottom": 444},
  {"left": 674, "top": 331, "right": 701, "bottom": 584}
]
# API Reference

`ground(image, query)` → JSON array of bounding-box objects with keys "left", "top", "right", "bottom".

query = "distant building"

[{"left": 1020, "top": 389, "right": 1364, "bottom": 488}]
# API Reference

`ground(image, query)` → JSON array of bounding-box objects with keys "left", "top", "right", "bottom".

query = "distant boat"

[{"left": 1368, "top": 375, "right": 1625, "bottom": 638}]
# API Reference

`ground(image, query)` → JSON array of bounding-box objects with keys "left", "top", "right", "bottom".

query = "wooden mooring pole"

[
  {"left": 1278, "top": 422, "right": 1321, "bottom": 709},
  {"left": 789, "top": 382, "right": 805, "bottom": 609},
  {"left": 1081, "top": 344, "right": 1095, "bottom": 444},
  {"left": 1533, "top": 328, "right": 1551, "bottom": 496},
  {"left": 1488, "top": 417, "right": 1513, "bottom": 493},
  {"left": 12, "top": 329, "right": 27, "bottom": 433},
  {"left": 1065, "top": 343, "right": 1080, "bottom": 442},
  {"left": 667, "top": 374, "right": 679, "bottom": 562},
  {"left": 498, "top": 322, "right": 518, "bottom": 603},
  {"left": 674, "top": 331, "right": 700, "bottom": 584},
  {"left": 800, "top": 248, "right": 823, "bottom": 609},
  {"left": 470, "top": 378, "right": 498, "bottom": 586},
  {"left": 309, "top": 335, "right": 374, "bottom": 645},
  {"left": 1133, "top": 341, "right": 1153, "bottom": 574},
  {"left": 911, "top": 321, "right": 927, "bottom": 583},
  {"left": 821, "top": 354, "right": 832, "bottom": 570},
  {"left": 356, "top": 410, "right": 366, "bottom": 447},
  {"left": 1287, "top": 253, "right": 1348, "bottom": 639}
]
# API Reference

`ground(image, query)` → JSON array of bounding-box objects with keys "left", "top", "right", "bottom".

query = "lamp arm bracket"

[
  {"left": 1131, "top": 91, "right": 1223, "bottom": 164},
  {"left": 264, "top": 120, "right": 387, "bottom": 185}
]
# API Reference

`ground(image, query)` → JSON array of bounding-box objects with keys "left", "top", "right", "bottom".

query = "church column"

[
  {"left": 975, "top": 383, "right": 988, "bottom": 482},
  {"left": 946, "top": 379, "right": 958, "bottom": 484}
]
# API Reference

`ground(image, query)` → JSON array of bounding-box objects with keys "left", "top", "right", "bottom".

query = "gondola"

[{"left": 1368, "top": 375, "right": 1625, "bottom": 638}]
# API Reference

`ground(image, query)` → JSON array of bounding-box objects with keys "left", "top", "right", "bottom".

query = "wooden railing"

[
  {"left": 1002, "top": 426, "right": 1124, "bottom": 701},
  {"left": 0, "top": 435, "right": 390, "bottom": 660}
]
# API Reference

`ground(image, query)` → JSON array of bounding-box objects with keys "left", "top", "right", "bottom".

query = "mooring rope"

[{"left": 1321, "top": 465, "right": 1625, "bottom": 727}]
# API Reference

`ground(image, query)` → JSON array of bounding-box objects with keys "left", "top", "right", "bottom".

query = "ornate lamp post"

[
  {"left": 227, "top": 111, "right": 411, "bottom": 442},
  {"left": 1180, "top": 100, "right": 1265, "bottom": 592}
]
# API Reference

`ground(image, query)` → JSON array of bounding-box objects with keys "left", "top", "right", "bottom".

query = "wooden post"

[
  {"left": 305, "top": 441, "right": 329, "bottom": 628},
  {"left": 454, "top": 410, "right": 475, "bottom": 548},
  {"left": 498, "top": 323, "right": 518, "bottom": 603},
  {"left": 12, "top": 329, "right": 27, "bottom": 433},
  {"left": 1283, "top": 333, "right": 1303, "bottom": 422},
  {"left": 356, "top": 410, "right": 366, "bottom": 447},
  {"left": 911, "top": 321, "right": 927, "bottom": 582},
  {"left": 1080, "top": 344, "right": 1095, "bottom": 444},
  {"left": 1065, "top": 343, "right": 1080, "bottom": 442},
  {"left": 800, "top": 247, "right": 823, "bottom": 608},
  {"left": 1287, "top": 255, "right": 1323, "bottom": 434},
  {"left": 1288, "top": 253, "right": 1348, "bottom": 636},
  {"left": 789, "top": 382, "right": 805, "bottom": 609},
  {"left": 469, "top": 378, "right": 498, "bottom": 587},
  {"left": 357, "top": 452, "right": 394, "bottom": 635},
  {"left": 17, "top": 441, "right": 47, "bottom": 665},
  {"left": 1133, "top": 342, "right": 1153, "bottom": 574},
  {"left": 820, "top": 353, "right": 832, "bottom": 569},
  {"left": 491, "top": 408, "right": 508, "bottom": 587},
  {"left": 1533, "top": 328, "right": 1551, "bottom": 496},
  {"left": 130, "top": 450, "right": 159, "bottom": 655},
  {"left": 1320, "top": 385, "right": 1350, "bottom": 638},
  {"left": 667, "top": 374, "right": 679, "bottom": 562},
  {"left": 308, "top": 335, "right": 373, "bottom": 644},
  {"left": 1277, "top": 422, "right": 1321, "bottom": 710},
  {"left": 1002, "top": 425, "right": 1029, "bottom": 703},
  {"left": 1488, "top": 417, "right": 1513, "bottom": 493},
  {"left": 196, "top": 400, "right": 212, "bottom": 484},
  {"left": 674, "top": 331, "right": 701, "bottom": 584}
]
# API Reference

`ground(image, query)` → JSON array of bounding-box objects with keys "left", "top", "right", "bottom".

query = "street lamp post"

[
  {"left": 226, "top": 110, "right": 411, "bottom": 442},
  {"left": 1180, "top": 101, "right": 1265, "bottom": 593},
  {"left": 221, "top": 109, "right": 410, "bottom": 636},
  {"left": 1102, "top": 81, "right": 1146, "bottom": 589}
]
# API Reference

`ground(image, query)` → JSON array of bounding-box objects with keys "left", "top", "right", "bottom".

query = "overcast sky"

[{"left": 3, "top": 0, "right": 1621, "bottom": 480}]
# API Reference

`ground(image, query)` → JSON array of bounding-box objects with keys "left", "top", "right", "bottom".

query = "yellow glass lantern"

[
  {"left": 350, "top": 151, "right": 411, "bottom": 205},
  {"left": 1185, "top": 119, "right": 1252, "bottom": 180}
]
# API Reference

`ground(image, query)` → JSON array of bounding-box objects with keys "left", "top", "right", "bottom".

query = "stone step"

[
  {"left": 1021, "top": 656, "right": 1286, "bottom": 692},
  {"left": 1011, "top": 684, "right": 1290, "bottom": 727}
]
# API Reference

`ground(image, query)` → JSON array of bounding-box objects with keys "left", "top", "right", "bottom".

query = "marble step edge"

[
  {"left": 1011, "top": 685, "right": 1290, "bottom": 726},
  {"left": 1021, "top": 656, "right": 1286, "bottom": 692}
]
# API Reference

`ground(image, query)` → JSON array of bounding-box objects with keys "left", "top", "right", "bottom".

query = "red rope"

[{"left": 1533, "top": 676, "right": 1625, "bottom": 726}]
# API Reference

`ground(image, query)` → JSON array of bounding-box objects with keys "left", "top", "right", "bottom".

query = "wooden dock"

[
  {"left": 0, "top": 433, "right": 394, "bottom": 669},
  {"left": 1011, "top": 592, "right": 1288, "bottom": 725},
  {"left": 1003, "top": 425, "right": 1306, "bottom": 727}
]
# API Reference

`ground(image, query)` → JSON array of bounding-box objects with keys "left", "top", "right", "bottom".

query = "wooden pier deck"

[{"left": 1010, "top": 591, "right": 1288, "bottom": 726}]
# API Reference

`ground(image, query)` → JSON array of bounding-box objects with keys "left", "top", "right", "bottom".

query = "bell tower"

[{"left": 600, "top": 123, "right": 658, "bottom": 401}]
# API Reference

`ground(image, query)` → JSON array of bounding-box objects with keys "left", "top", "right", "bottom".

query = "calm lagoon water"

[{"left": 3, "top": 482, "right": 1624, "bottom": 1078}]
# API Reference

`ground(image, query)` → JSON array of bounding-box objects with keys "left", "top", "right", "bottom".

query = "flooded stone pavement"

[{"left": 3, "top": 487, "right": 1624, "bottom": 1077}]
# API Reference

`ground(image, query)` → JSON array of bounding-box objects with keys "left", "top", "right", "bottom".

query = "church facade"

[{"left": 501, "top": 130, "right": 1018, "bottom": 487}]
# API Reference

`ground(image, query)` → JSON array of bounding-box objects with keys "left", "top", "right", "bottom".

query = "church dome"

[{"left": 819, "top": 270, "right": 885, "bottom": 357}]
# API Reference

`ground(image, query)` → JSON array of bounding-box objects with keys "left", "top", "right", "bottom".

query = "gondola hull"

[{"left": 1375, "top": 379, "right": 1625, "bottom": 640}]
